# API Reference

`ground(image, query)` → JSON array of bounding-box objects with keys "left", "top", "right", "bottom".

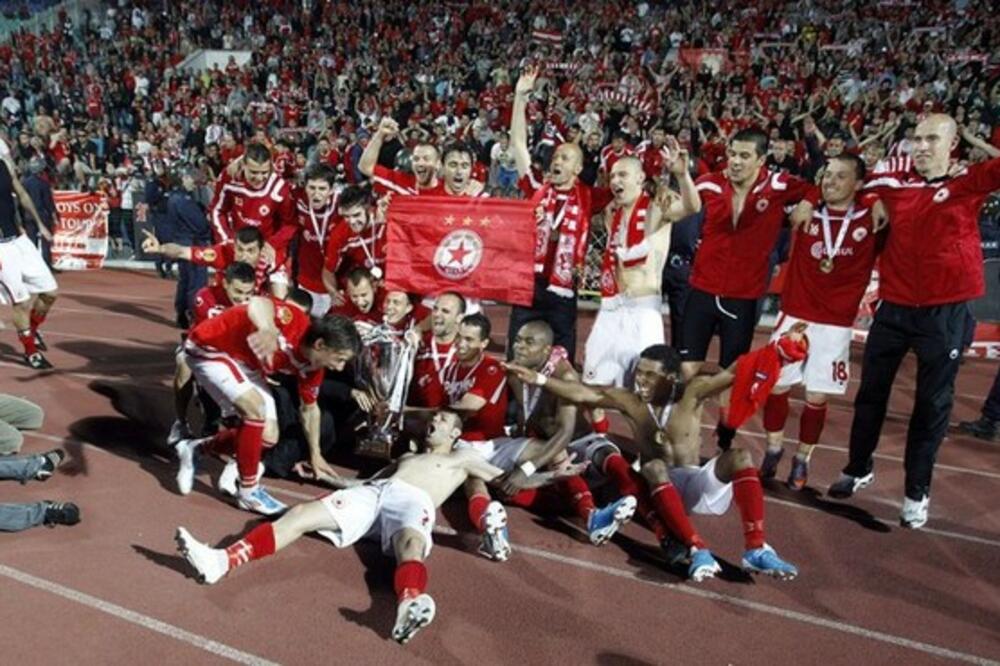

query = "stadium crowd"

[{"left": 1, "top": 0, "right": 1000, "bottom": 646}]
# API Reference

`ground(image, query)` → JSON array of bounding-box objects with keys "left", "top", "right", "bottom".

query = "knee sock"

[
  {"left": 17, "top": 329, "right": 36, "bottom": 356},
  {"left": 467, "top": 494, "right": 491, "bottom": 533},
  {"left": 762, "top": 393, "right": 790, "bottom": 447},
  {"left": 797, "top": 401, "right": 827, "bottom": 460},
  {"left": 649, "top": 481, "right": 705, "bottom": 549},
  {"left": 603, "top": 453, "right": 666, "bottom": 539},
  {"left": 236, "top": 419, "right": 265, "bottom": 490},
  {"left": 394, "top": 560, "right": 428, "bottom": 601},
  {"left": 202, "top": 427, "right": 238, "bottom": 456},
  {"left": 29, "top": 309, "right": 47, "bottom": 334},
  {"left": 225, "top": 522, "right": 276, "bottom": 570},
  {"left": 506, "top": 488, "right": 538, "bottom": 509},
  {"left": 731, "top": 468, "right": 765, "bottom": 550},
  {"left": 559, "top": 475, "right": 596, "bottom": 522}
]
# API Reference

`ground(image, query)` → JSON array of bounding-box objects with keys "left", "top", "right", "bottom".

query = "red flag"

[{"left": 385, "top": 196, "right": 536, "bottom": 306}]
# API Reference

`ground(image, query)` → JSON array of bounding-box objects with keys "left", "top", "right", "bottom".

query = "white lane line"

[
  {"left": 515, "top": 545, "right": 1000, "bottom": 666},
  {"left": 21, "top": 431, "right": 1000, "bottom": 549},
  {"left": 701, "top": 425, "right": 1000, "bottom": 481},
  {"left": 0, "top": 564, "right": 279, "bottom": 665},
  {"left": 59, "top": 290, "right": 173, "bottom": 303}
]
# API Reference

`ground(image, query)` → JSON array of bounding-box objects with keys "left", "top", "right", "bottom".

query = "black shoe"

[
  {"left": 34, "top": 330, "right": 47, "bottom": 351},
  {"left": 25, "top": 352, "right": 53, "bottom": 369},
  {"left": 660, "top": 535, "right": 690, "bottom": 567},
  {"left": 957, "top": 417, "right": 997, "bottom": 441},
  {"left": 43, "top": 502, "right": 81, "bottom": 527},
  {"left": 35, "top": 449, "right": 66, "bottom": 481}
]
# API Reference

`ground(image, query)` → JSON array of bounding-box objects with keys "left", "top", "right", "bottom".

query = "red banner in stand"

[
  {"left": 52, "top": 191, "right": 109, "bottom": 270},
  {"left": 385, "top": 195, "right": 536, "bottom": 306}
]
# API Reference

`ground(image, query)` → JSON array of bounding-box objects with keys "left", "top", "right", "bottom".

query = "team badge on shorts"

[
  {"left": 933, "top": 188, "right": 950, "bottom": 203},
  {"left": 277, "top": 305, "right": 294, "bottom": 325},
  {"left": 756, "top": 198, "right": 770, "bottom": 212},
  {"left": 434, "top": 229, "right": 484, "bottom": 280}
]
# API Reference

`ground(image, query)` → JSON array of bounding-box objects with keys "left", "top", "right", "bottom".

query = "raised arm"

[
  {"left": 359, "top": 117, "right": 397, "bottom": 178},
  {"left": 140, "top": 229, "right": 193, "bottom": 260},
  {"left": 656, "top": 135, "right": 701, "bottom": 224},
  {"left": 509, "top": 65, "right": 539, "bottom": 177}
]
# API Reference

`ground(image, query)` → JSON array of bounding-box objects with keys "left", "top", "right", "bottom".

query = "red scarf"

[
  {"left": 534, "top": 182, "right": 592, "bottom": 298},
  {"left": 725, "top": 336, "right": 810, "bottom": 429},
  {"left": 600, "top": 194, "right": 651, "bottom": 298}
]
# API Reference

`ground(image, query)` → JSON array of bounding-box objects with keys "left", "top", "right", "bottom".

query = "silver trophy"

[{"left": 354, "top": 323, "right": 416, "bottom": 459}]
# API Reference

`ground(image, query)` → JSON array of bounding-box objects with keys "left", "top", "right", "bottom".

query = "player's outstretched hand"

[
  {"left": 140, "top": 229, "right": 161, "bottom": 254},
  {"left": 502, "top": 362, "right": 542, "bottom": 385}
]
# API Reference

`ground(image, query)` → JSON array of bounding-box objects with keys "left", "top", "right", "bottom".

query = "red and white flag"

[
  {"left": 52, "top": 191, "right": 109, "bottom": 270},
  {"left": 385, "top": 196, "right": 536, "bottom": 306},
  {"left": 532, "top": 29, "right": 563, "bottom": 45}
]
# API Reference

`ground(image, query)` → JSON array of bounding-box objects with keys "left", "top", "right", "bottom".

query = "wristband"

[
  {"left": 519, "top": 461, "right": 537, "bottom": 477},
  {"left": 535, "top": 373, "right": 547, "bottom": 386}
]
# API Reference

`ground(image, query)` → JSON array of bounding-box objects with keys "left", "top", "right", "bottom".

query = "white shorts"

[
  {"left": 771, "top": 312, "right": 852, "bottom": 395},
  {"left": 453, "top": 437, "right": 529, "bottom": 473},
  {"left": 668, "top": 457, "right": 733, "bottom": 516},
  {"left": 0, "top": 235, "right": 57, "bottom": 305},
  {"left": 182, "top": 341, "right": 277, "bottom": 422},
  {"left": 303, "top": 288, "right": 332, "bottom": 318},
  {"left": 316, "top": 479, "right": 436, "bottom": 557},
  {"left": 584, "top": 295, "right": 664, "bottom": 386}
]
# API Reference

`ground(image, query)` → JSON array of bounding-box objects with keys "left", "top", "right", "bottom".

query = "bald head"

[
  {"left": 913, "top": 113, "right": 959, "bottom": 178},
  {"left": 609, "top": 156, "right": 646, "bottom": 204},
  {"left": 549, "top": 142, "right": 583, "bottom": 188},
  {"left": 511, "top": 319, "right": 555, "bottom": 369}
]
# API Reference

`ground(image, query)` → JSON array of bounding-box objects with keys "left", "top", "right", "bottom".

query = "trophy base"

[{"left": 354, "top": 436, "right": 395, "bottom": 460}]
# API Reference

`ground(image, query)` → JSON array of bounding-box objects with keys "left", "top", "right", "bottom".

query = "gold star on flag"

[
  {"left": 444, "top": 215, "right": 456, "bottom": 226},
  {"left": 480, "top": 216, "right": 491, "bottom": 227},
  {"left": 462, "top": 216, "right": 473, "bottom": 226}
]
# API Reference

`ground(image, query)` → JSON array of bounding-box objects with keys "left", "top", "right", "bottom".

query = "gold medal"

[
  {"left": 655, "top": 430, "right": 666, "bottom": 446},
  {"left": 819, "top": 257, "right": 834, "bottom": 274}
]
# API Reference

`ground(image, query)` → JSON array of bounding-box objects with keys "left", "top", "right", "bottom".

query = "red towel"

[{"left": 725, "top": 336, "right": 809, "bottom": 429}]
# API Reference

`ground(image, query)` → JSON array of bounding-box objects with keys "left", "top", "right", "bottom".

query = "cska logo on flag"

[{"left": 434, "top": 229, "right": 484, "bottom": 280}]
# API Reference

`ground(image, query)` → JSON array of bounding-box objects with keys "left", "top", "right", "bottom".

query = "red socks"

[
  {"left": 506, "top": 488, "right": 539, "bottom": 509},
  {"left": 467, "top": 494, "right": 490, "bottom": 533},
  {"left": 394, "top": 560, "right": 428, "bottom": 601},
  {"left": 29, "top": 309, "right": 47, "bottom": 334},
  {"left": 558, "top": 475, "right": 595, "bottom": 521},
  {"left": 225, "top": 522, "right": 276, "bottom": 570},
  {"left": 763, "top": 392, "right": 790, "bottom": 433},
  {"left": 649, "top": 482, "right": 705, "bottom": 549},
  {"left": 731, "top": 468, "right": 765, "bottom": 549},
  {"left": 799, "top": 401, "right": 827, "bottom": 445},
  {"left": 603, "top": 453, "right": 667, "bottom": 539},
  {"left": 204, "top": 427, "right": 238, "bottom": 455},
  {"left": 236, "top": 419, "right": 265, "bottom": 487},
  {"left": 17, "top": 329, "right": 36, "bottom": 355}
]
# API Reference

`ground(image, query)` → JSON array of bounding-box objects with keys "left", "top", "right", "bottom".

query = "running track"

[{"left": 1, "top": 270, "right": 998, "bottom": 665}]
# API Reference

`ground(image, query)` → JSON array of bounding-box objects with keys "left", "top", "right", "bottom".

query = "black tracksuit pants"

[{"left": 845, "top": 300, "right": 967, "bottom": 501}]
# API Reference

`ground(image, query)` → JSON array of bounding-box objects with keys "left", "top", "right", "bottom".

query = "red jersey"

[
  {"left": 781, "top": 202, "right": 881, "bottom": 327},
  {"left": 692, "top": 169, "right": 819, "bottom": 299},
  {"left": 188, "top": 300, "right": 324, "bottom": 404},
  {"left": 441, "top": 354, "right": 508, "bottom": 440},
  {"left": 191, "top": 284, "right": 233, "bottom": 327},
  {"left": 209, "top": 170, "right": 296, "bottom": 250},
  {"left": 863, "top": 158, "right": 1000, "bottom": 306},
  {"left": 189, "top": 242, "right": 287, "bottom": 294},
  {"left": 293, "top": 191, "right": 339, "bottom": 293},
  {"left": 330, "top": 288, "right": 384, "bottom": 325},
  {"left": 323, "top": 221, "right": 387, "bottom": 281},
  {"left": 409, "top": 331, "right": 454, "bottom": 408}
]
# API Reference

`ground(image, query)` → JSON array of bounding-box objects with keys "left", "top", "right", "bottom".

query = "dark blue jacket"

[{"left": 167, "top": 190, "right": 211, "bottom": 244}]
